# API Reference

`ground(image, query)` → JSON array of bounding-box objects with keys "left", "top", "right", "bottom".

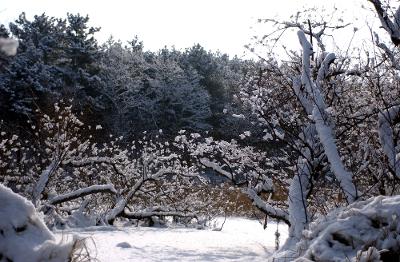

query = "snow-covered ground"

[{"left": 56, "top": 217, "right": 288, "bottom": 262}]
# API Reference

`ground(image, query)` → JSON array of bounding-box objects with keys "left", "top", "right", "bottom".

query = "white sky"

[{"left": 0, "top": 0, "right": 376, "bottom": 57}]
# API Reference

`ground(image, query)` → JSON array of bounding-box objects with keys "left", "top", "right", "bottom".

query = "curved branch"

[{"left": 49, "top": 184, "right": 117, "bottom": 205}]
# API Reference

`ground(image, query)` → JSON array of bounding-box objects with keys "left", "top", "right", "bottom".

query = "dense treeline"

[{"left": 0, "top": 13, "right": 256, "bottom": 141}]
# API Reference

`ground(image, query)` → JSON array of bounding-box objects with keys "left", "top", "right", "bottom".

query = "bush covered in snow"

[
  {"left": 0, "top": 184, "right": 86, "bottom": 262},
  {"left": 272, "top": 195, "right": 400, "bottom": 262},
  {"left": 0, "top": 104, "right": 238, "bottom": 228}
]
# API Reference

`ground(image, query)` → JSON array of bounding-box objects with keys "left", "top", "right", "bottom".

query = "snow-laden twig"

[
  {"left": 377, "top": 41, "right": 400, "bottom": 70},
  {"left": 62, "top": 156, "right": 126, "bottom": 177}
]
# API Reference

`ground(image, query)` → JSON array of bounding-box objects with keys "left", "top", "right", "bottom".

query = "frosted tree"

[
  {"left": 151, "top": 50, "right": 212, "bottom": 133},
  {"left": 180, "top": 45, "right": 244, "bottom": 132},
  {"left": 240, "top": 30, "right": 358, "bottom": 248},
  {"left": 98, "top": 38, "right": 151, "bottom": 135},
  {"left": 0, "top": 13, "right": 102, "bottom": 121},
  {"left": 99, "top": 42, "right": 211, "bottom": 136}
]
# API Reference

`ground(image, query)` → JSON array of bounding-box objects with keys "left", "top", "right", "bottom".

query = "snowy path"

[{"left": 56, "top": 218, "right": 288, "bottom": 261}]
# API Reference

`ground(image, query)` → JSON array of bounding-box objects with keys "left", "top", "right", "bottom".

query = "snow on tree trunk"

[
  {"left": 298, "top": 30, "right": 357, "bottom": 203},
  {"left": 0, "top": 184, "right": 79, "bottom": 262},
  {"left": 285, "top": 158, "right": 310, "bottom": 247},
  {"left": 378, "top": 105, "right": 400, "bottom": 179}
]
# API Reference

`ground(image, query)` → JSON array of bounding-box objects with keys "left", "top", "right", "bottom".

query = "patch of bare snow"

[{"left": 57, "top": 217, "right": 288, "bottom": 261}]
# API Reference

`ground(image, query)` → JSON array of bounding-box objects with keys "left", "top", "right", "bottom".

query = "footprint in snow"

[{"left": 116, "top": 242, "right": 132, "bottom": 248}]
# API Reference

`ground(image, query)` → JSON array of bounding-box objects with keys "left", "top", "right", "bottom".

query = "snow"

[
  {"left": 57, "top": 217, "right": 288, "bottom": 262},
  {"left": 0, "top": 184, "right": 76, "bottom": 262},
  {"left": 232, "top": 114, "right": 246, "bottom": 119},
  {"left": 0, "top": 38, "right": 18, "bottom": 56},
  {"left": 292, "top": 195, "right": 400, "bottom": 262}
]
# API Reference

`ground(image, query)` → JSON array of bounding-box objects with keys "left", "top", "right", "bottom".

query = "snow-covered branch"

[
  {"left": 246, "top": 188, "right": 290, "bottom": 225},
  {"left": 200, "top": 158, "right": 234, "bottom": 180},
  {"left": 313, "top": 110, "right": 357, "bottom": 203},
  {"left": 368, "top": 0, "right": 400, "bottom": 46},
  {"left": 378, "top": 105, "right": 400, "bottom": 179},
  {"left": 33, "top": 158, "right": 60, "bottom": 206},
  {"left": 262, "top": 15, "right": 350, "bottom": 52},
  {"left": 49, "top": 184, "right": 117, "bottom": 205},
  {"left": 287, "top": 158, "right": 311, "bottom": 241}
]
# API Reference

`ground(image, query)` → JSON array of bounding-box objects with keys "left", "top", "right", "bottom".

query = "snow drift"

[
  {"left": 289, "top": 195, "right": 400, "bottom": 262},
  {"left": 0, "top": 184, "right": 82, "bottom": 262}
]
